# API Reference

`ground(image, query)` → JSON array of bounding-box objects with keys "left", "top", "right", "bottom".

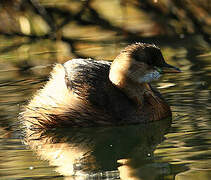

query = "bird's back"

[{"left": 64, "top": 59, "right": 140, "bottom": 125}]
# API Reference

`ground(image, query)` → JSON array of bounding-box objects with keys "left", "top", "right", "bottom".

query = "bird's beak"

[{"left": 160, "top": 63, "right": 181, "bottom": 73}]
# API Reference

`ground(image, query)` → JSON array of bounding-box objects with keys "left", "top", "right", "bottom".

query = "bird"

[{"left": 21, "top": 43, "right": 181, "bottom": 129}]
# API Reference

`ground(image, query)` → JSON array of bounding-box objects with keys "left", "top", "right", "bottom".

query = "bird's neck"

[
  {"left": 109, "top": 70, "right": 147, "bottom": 107},
  {"left": 109, "top": 71, "right": 171, "bottom": 121},
  {"left": 122, "top": 80, "right": 150, "bottom": 107}
]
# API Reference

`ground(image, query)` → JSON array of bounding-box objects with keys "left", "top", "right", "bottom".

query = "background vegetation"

[{"left": 0, "top": 0, "right": 210, "bottom": 69}]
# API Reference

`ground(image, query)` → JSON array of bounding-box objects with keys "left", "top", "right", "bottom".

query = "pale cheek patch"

[{"left": 138, "top": 70, "right": 161, "bottom": 83}]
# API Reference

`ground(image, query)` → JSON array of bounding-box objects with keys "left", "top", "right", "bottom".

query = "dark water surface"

[
  {"left": 0, "top": 1, "right": 210, "bottom": 179},
  {"left": 0, "top": 38, "right": 210, "bottom": 180}
]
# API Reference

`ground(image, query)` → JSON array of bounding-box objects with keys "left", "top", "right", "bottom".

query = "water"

[
  {"left": 0, "top": 38, "right": 210, "bottom": 179},
  {"left": 0, "top": 1, "right": 211, "bottom": 179}
]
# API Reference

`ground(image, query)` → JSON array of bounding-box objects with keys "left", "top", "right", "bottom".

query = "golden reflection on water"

[{"left": 24, "top": 119, "right": 171, "bottom": 179}]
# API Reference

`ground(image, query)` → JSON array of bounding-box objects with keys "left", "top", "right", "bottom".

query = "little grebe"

[{"left": 22, "top": 43, "right": 181, "bottom": 129}]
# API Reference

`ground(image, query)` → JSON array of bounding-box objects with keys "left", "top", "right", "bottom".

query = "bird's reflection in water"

[{"left": 24, "top": 118, "right": 172, "bottom": 179}]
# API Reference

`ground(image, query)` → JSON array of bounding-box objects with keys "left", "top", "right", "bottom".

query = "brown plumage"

[{"left": 21, "top": 43, "right": 181, "bottom": 129}]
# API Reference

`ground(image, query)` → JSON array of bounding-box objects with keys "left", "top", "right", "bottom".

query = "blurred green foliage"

[{"left": 0, "top": 0, "right": 210, "bottom": 67}]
